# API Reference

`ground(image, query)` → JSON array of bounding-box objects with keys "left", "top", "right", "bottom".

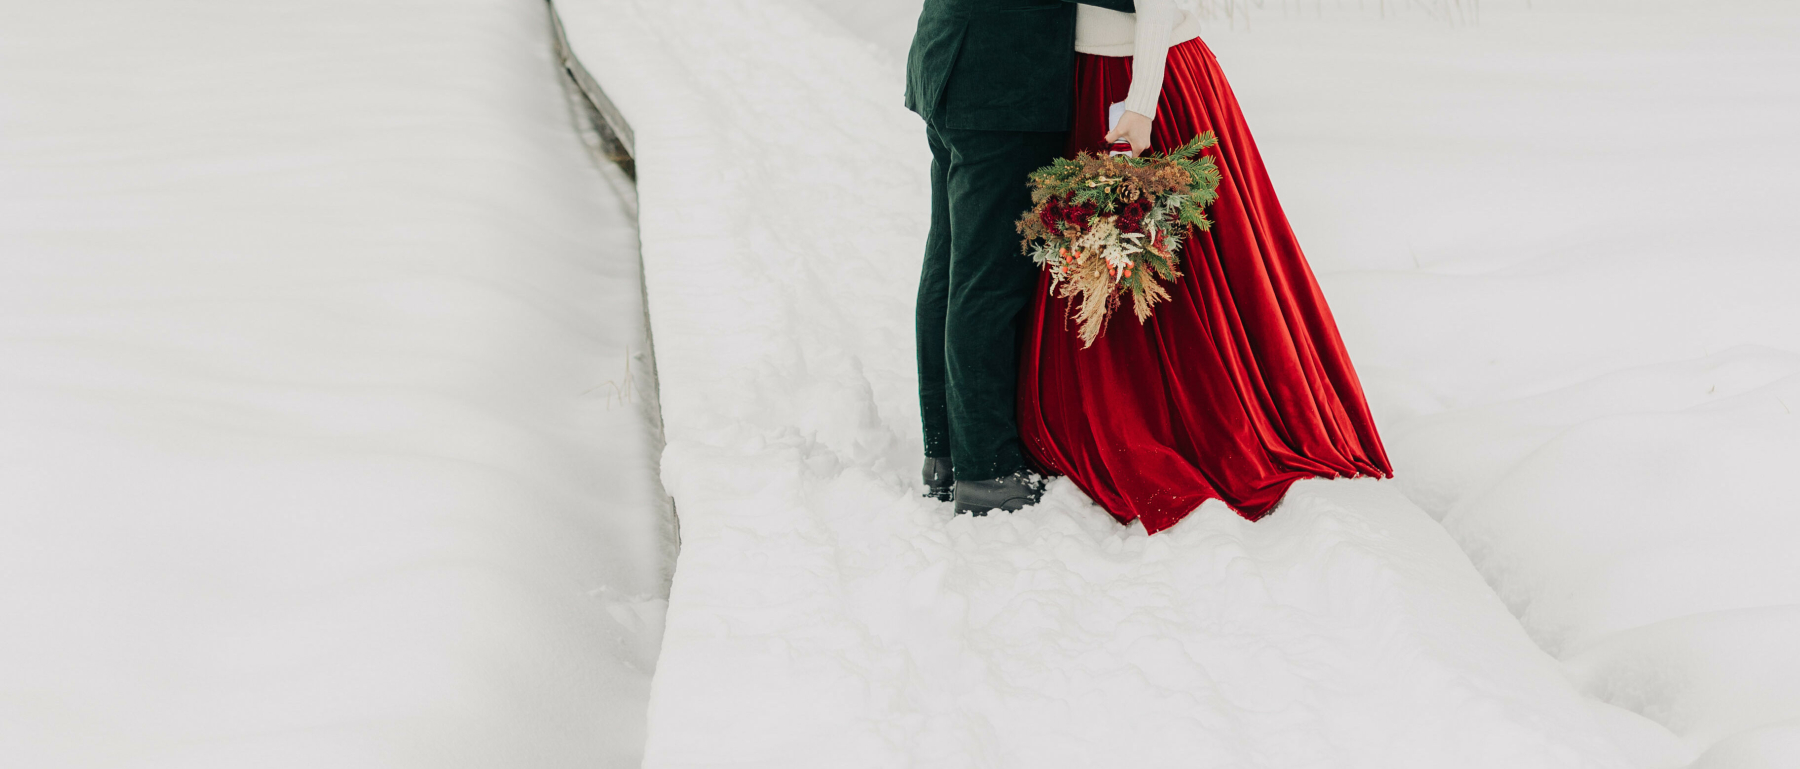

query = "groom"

[{"left": 906, "top": 0, "right": 1133, "bottom": 516}]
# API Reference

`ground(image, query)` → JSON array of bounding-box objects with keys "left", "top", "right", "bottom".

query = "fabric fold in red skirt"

[{"left": 1018, "top": 38, "right": 1393, "bottom": 534}]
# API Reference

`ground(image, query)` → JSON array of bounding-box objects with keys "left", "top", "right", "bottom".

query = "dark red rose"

[
  {"left": 1067, "top": 202, "right": 1096, "bottom": 225},
  {"left": 1038, "top": 193, "right": 1082, "bottom": 230},
  {"left": 1116, "top": 197, "right": 1152, "bottom": 233}
]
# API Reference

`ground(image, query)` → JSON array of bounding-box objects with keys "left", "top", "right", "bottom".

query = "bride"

[{"left": 1015, "top": 0, "right": 1394, "bottom": 532}]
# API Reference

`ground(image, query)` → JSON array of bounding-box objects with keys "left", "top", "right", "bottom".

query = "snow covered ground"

[
  {"left": 0, "top": 3, "right": 671, "bottom": 767},
  {"left": 562, "top": 0, "right": 1800, "bottom": 767},
  {"left": 1193, "top": 3, "right": 1800, "bottom": 765},
  {"left": 8, "top": 0, "right": 1796, "bottom": 766}
]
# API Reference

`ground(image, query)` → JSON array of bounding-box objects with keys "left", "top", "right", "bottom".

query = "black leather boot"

[
  {"left": 922, "top": 457, "right": 954, "bottom": 502},
  {"left": 953, "top": 470, "right": 1046, "bottom": 516}
]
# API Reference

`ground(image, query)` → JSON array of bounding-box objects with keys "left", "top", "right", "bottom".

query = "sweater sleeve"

[{"left": 1119, "top": 0, "right": 1177, "bottom": 120}]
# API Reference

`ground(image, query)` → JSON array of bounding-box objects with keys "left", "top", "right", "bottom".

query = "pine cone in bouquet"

[{"left": 1016, "top": 133, "right": 1222, "bottom": 347}]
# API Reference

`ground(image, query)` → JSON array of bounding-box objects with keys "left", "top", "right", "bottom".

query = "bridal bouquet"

[{"left": 1016, "top": 133, "right": 1222, "bottom": 347}]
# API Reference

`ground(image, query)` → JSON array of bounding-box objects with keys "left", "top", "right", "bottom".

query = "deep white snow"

[
  {"left": 557, "top": 0, "right": 1800, "bottom": 766},
  {"left": 7, "top": 0, "right": 1798, "bottom": 766},
  {"left": 0, "top": 3, "right": 671, "bottom": 767},
  {"left": 1193, "top": 4, "right": 1800, "bottom": 765}
]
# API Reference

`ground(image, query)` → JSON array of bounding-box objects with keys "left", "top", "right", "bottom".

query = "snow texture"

[
  {"left": 1, "top": 3, "right": 671, "bottom": 767},
  {"left": 4, "top": 0, "right": 1793, "bottom": 765},
  {"left": 1207, "top": 3, "right": 1800, "bottom": 765},
  {"left": 555, "top": 0, "right": 1800, "bottom": 766}
]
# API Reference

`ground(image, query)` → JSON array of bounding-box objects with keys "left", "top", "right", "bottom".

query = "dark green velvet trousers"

[{"left": 917, "top": 124, "right": 1066, "bottom": 481}]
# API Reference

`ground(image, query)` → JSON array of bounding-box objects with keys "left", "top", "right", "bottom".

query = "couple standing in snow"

[{"left": 907, "top": 0, "right": 1392, "bottom": 531}]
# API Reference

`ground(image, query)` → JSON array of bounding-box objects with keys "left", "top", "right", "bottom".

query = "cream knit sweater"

[{"left": 1075, "top": 0, "right": 1202, "bottom": 120}]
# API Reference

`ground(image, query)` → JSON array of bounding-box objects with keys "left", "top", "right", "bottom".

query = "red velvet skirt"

[{"left": 1018, "top": 38, "right": 1393, "bottom": 534}]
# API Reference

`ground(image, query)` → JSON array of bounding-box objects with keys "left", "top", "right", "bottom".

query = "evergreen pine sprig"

[{"left": 1016, "top": 132, "right": 1222, "bottom": 347}]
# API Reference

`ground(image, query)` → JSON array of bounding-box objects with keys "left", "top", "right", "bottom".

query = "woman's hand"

[{"left": 1105, "top": 110, "right": 1153, "bottom": 157}]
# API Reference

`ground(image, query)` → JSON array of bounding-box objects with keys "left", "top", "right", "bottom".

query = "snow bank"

[
  {"left": 1188, "top": 1, "right": 1800, "bottom": 763},
  {"left": 0, "top": 2, "right": 671, "bottom": 766},
  {"left": 559, "top": 0, "right": 1667, "bottom": 766}
]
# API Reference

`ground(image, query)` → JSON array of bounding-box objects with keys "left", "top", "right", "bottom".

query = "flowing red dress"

[{"left": 1018, "top": 38, "right": 1392, "bottom": 534}]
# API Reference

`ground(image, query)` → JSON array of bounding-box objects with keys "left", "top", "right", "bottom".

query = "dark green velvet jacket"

[{"left": 904, "top": 0, "right": 1135, "bottom": 132}]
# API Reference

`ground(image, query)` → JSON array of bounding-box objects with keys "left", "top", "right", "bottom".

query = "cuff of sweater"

[{"left": 1121, "top": 90, "right": 1160, "bottom": 122}]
